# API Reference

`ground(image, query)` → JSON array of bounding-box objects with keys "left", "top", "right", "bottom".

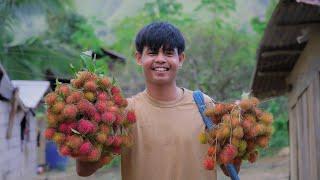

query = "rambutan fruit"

[
  {"left": 208, "top": 129, "right": 216, "bottom": 139},
  {"left": 88, "top": 147, "right": 102, "bottom": 162},
  {"left": 77, "top": 119, "right": 95, "bottom": 135},
  {"left": 264, "top": 125, "right": 273, "bottom": 136},
  {"left": 58, "top": 123, "right": 69, "bottom": 134},
  {"left": 204, "top": 108, "right": 215, "bottom": 117},
  {"left": 59, "top": 145, "right": 71, "bottom": 156},
  {"left": 248, "top": 150, "right": 258, "bottom": 163},
  {"left": 250, "top": 97, "right": 260, "bottom": 107},
  {"left": 47, "top": 113, "right": 59, "bottom": 127},
  {"left": 84, "top": 92, "right": 96, "bottom": 102},
  {"left": 113, "top": 95, "right": 123, "bottom": 106},
  {"left": 111, "top": 86, "right": 121, "bottom": 95},
  {"left": 96, "top": 132, "right": 108, "bottom": 144},
  {"left": 233, "top": 126, "right": 244, "bottom": 139},
  {"left": 77, "top": 99, "right": 90, "bottom": 112},
  {"left": 112, "top": 146, "right": 121, "bottom": 155},
  {"left": 246, "top": 140, "right": 256, "bottom": 152},
  {"left": 226, "top": 103, "right": 236, "bottom": 112},
  {"left": 51, "top": 102, "right": 65, "bottom": 114},
  {"left": 106, "top": 136, "right": 115, "bottom": 146},
  {"left": 246, "top": 127, "right": 258, "bottom": 139},
  {"left": 95, "top": 101, "right": 108, "bottom": 113},
  {"left": 256, "top": 136, "right": 269, "bottom": 148},
  {"left": 207, "top": 146, "right": 217, "bottom": 156},
  {"left": 45, "top": 92, "right": 58, "bottom": 106},
  {"left": 211, "top": 115, "right": 221, "bottom": 124},
  {"left": 99, "top": 124, "right": 110, "bottom": 134},
  {"left": 203, "top": 157, "right": 215, "bottom": 170},
  {"left": 114, "top": 114, "right": 124, "bottom": 125},
  {"left": 213, "top": 104, "right": 226, "bottom": 115},
  {"left": 100, "top": 155, "right": 113, "bottom": 165},
  {"left": 121, "top": 98, "right": 128, "bottom": 107},
  {"left": 231, "top": 109, "right": 241, "bottom": 118},
  {"left": 222, "top": 114, "right": 231, "bottom": 125},
  {"left": 221, "top": 125, "right": 231, "bottom": 138},
  {"left": 57, "top": 84, "right": 70, "bottom": 97},
  {"left": 216, "top": 129, "right": 225, "bottom": 141},
  {"left": 231, "top": 137, "right": 240, "bottom": 147},
  {"left": 259, "top": 112, "right": 273, "bottom": 125},
  {"left": 241, "top": 119, "right": 253, "bottom": 131},
  {"left": 238, "top": 140, "right": 247, "bottom": 153},
  {"left": 71, "top": 78, "right": 83, "bottom": 88},
  {"left": 106, "top": 100, "right": 114, "bottom": 107},
  {"left": 219, "top": 144, "right": 238, "bottom": 164},
  {"left": 199, "top": 132, "right": 207, "bottom": 144},
  {"left": 101, "top": 112, "right": 116, "bottom": 124},
  {"left": 62, "top": 104, "right": 78, "bottom": 119},
  {"left": 122, "top": 135, "right": 133, "bottom": 147},
  {"left": 44, "top": 128, "right": 56, "bottom": 140},
  {"left": 52, "top": 133, "right": 66, "bottom": 145},
  {"left": 79, "top": 141, "right": 93, "bottom": 155},
  {"left": 253, "top": 123, "right": 265, "bottom": 135},
  {"left": 97, "top": 91, "right": 109, "bottom": 101},
  {"left": 231, "top": 117, "right": 240, "bottom": 128},
  {"left": 233, "top": 157, "right": 242, "bottom": 167},
  {"left": 126, "top": 111, "right": 136, "bottom": 124},
  {"left": 113, "top": 135, "right": 123, "bottom": 147},
  {"left": 98, "top": 77, "right": 111, "bottom": 89},
  {"left": 254, "top": 107, "right": 263, "bottom": 117},
  {"left": 239, "top": 99, "right": 253, "bottom": 111},
  {"left": 84, "top": 80, "right": 97, "bottom": 92},
  {"left": 77, "top": 71, "right": 96, "bottom": 83},
  {"left": 66, "top": 91, "right": 83, "bottom": 104},
  {"left": 92, "top": 112, "right": 101, "bottom": 123},
  {"left": 66, "top": 135, "right": 83, "bottom": 149},
  {"left": 108, "top": 106, "right": 119, "bottom": 113},
  {"left": 243, "top": 114, "right": 256, "bottom": 123}
]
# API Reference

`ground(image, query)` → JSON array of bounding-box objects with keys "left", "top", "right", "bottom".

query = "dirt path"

[{"left": 37, "top": 148, "right": 289, "bottom": 180}]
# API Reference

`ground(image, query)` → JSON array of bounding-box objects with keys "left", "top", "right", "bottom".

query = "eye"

[
  {"left": 148, "top": 51, "right": 157, "bottom": 56},
  {"left": 165, "top": 51, "right": 174, "bottom": 56}
]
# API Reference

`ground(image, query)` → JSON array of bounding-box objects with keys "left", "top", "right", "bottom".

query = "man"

[{"left": 77, "top": 21, "right": 217, "bottom": 180}]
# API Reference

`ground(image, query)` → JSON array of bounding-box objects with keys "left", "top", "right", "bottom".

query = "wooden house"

[
  {"left": 0, "top": 64, "right": 49, "bottom": 180},
  {"left": 251, "top": 1, "right": 320, "bottom": 179}
]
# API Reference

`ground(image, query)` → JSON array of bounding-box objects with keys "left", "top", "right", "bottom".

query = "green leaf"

[{"left": 69, "top": 63, "right": 77, "bottom": 75}]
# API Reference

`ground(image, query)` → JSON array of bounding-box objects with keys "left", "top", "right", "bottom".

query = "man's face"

[{"left": 135, "top": 46, "right": 185, "bottom": 86}]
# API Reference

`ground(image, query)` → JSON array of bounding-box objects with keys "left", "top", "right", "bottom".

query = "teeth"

[{"left": 154, "top": 67, "right": 167, "bottom": 72}]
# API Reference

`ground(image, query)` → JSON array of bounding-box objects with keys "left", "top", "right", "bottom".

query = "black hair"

[{"left": 135, "top": 21, "right": 185, "bottom": 55}]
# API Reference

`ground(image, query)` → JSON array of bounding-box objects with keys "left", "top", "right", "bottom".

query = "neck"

[{"left": 146, "top": 82, "right": 181, "bottom": 101}]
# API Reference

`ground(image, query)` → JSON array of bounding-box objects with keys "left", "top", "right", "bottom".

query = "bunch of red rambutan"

[
  {"left": 199, "top": 96, "right": 273, "bottom": 173},
  {"left": 44, "top": 71, "right": 136, "bottom": 162}
]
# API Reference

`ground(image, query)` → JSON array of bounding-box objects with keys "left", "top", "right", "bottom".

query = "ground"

[{"left": 36, "top": 147, "right": 289, "bottom": 180}]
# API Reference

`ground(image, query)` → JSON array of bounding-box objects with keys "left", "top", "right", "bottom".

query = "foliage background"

[{"left": 0, "top": 0, "right": 287, "bottom": 158}]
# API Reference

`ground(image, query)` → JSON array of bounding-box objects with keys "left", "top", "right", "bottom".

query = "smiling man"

[{"left": 77, "top": 22, "right": 217, "bottom": 180}]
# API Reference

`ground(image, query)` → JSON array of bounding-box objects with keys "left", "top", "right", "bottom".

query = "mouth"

[{"left": 151, "top": 67, "right": 170, "bottom": 72}]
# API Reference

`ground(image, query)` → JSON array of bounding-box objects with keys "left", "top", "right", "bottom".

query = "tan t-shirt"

[{"left": 121, "top": 88, "right": 217, "bottom": 180}]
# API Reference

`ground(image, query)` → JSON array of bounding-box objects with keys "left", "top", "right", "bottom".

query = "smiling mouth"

[{"left": 152, "top": 67, "right": 170, "bottom": 72}]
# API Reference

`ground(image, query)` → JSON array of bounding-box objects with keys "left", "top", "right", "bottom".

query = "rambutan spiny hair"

[{"left": 135, "top": 21, "right": 185, "bottom": 55}]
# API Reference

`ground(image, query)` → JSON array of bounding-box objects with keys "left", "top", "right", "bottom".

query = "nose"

[{"left": 154, "top": 52, "right": 166, "bottom": 63}]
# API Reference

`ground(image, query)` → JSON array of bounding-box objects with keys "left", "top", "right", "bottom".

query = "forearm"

[{"left": 76, "top": 159, "right": 104, "bottom": 177}]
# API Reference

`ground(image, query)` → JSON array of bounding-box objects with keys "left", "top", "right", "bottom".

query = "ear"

[
  {"left": 135, "top": 51, "right": 143, "bottom": 66},
  {"left": 178, "top": 52, "right": 185, "bottom": 67}
]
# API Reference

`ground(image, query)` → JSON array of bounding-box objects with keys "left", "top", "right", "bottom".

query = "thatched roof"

[{"left": 250, "top": 0, "right": 320, "bottom": 99}]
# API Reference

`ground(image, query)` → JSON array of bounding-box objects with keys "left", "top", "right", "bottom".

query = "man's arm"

[
  {"left": 76, "top": 155, "right": 112, "bottom": 177},
  {"left": 76, "top": 160, "right": 102, "bottom": 177}
]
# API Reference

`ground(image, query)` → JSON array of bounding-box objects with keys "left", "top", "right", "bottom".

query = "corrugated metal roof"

[
  {"left": 250, "top": 0, "right": 320, "bottom": 99},
  {"left": 12, "top": 80, "right": 50, "bottom": 109}
]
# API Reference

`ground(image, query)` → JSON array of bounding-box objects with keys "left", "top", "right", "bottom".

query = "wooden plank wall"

[{"left": 289, "top": 72, "right": 320, "bottom": 180}]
